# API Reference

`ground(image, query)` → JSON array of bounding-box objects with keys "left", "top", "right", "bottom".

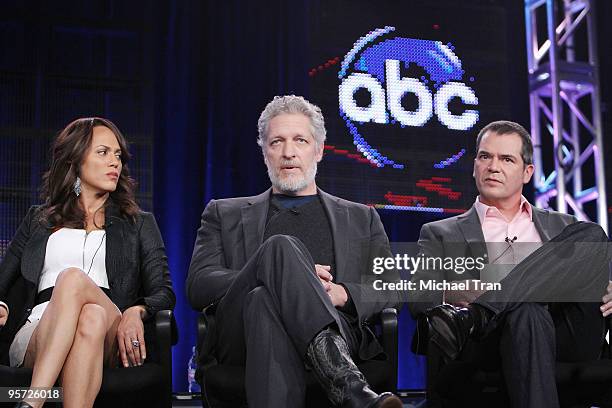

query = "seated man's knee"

[
  {"left": 261, "top": 234, "right": 313, "bottom": 268},
  {"left": 259, "top": 235, "right": 316, "bottom": 280},
  {"left": 76, "top": 303, "right": 108, "bottom": 339},
  {"left": 583, "top": 221, "right": 608, "bottom": 241},
  {"left": 563, "top": 221, "right": 607, "bottom": 242},
  {"left": 262, "top": 234, "right": 297, "bottom": 252}
]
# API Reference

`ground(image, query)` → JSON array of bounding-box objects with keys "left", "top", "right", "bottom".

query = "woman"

[{"left": 0, "top": 117, "right": 175, "bottom": 408}]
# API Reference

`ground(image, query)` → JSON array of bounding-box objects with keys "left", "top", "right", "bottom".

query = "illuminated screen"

[{"left": 311, "top": 1, "right": 513, "bottom": 214}]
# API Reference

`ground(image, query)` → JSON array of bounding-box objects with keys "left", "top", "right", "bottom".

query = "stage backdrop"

[
  {"left": 5, "top": 0, "right": 612, "bottom": 394},
  {"left": 310, "top": 1, "right": 516, "bottom": 216},
  {"left": 308, "top": 0, "right": 520, "bottom": 388}
]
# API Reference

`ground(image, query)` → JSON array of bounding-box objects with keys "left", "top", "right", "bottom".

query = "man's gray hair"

[{"left": 257, "top": 95, "right": 327, "bottom": 148}]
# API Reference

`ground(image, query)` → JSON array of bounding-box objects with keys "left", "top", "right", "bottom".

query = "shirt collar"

[{"left": 474, "top": 195, "right": 532, "bottom": 224}]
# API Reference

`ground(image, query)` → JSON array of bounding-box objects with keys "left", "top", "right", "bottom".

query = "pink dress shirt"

[{"left": 474, "top": 196, "right": 542, "bottom": 265}]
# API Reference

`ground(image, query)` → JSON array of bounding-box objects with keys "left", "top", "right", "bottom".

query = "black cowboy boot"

[{"left": 306, "top": 327, "right": 402, "bottom": 408}]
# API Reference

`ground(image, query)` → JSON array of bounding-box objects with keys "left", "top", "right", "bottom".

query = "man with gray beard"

[{"left": 187, "top": 95, "right": 402, "bottom": 408}]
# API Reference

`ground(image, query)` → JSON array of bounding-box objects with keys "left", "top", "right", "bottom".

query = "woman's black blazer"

[{"left": 0, "top": 201, "right": 176, "bottom": 361}]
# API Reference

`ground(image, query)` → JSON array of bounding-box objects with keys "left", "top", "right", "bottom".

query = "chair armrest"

[
  {"left": 197, "top": 305, "right": 220, "bottom": 381},
  {"left": 155, "top": 309, "right": 178, "bottom": 346},
  {"left": 155, "top": 309, "right": 177, "bottom": 407},
  {"left": 605, "top": 316, "right": 611, "bottom": 359},
  {"left": 411, "top": 313, "right": 429, "bottom": 356},
  {"left": 380, "top": 307, "right": 398, "bottom": 393},
  {"left": 198, "top": 304, "right": 217, "bottom": 345},
  {"left": 198, "top": 311, "right": 208, "bottom": 345}
]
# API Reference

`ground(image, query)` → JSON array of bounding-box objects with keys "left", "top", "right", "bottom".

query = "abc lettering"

[{"left": 339, "top": 59, "right": 479, "bottom": 131}]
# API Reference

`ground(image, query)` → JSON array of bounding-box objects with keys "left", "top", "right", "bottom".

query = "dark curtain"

[{"left": 153, "top": 0, "right": 313, "bottom": 391}]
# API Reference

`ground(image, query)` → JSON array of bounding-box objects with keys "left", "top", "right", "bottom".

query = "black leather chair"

[
  {"left": 197, "top": 306, "right": 399, "bottom": 408},
  {"left": 414, "top": 314, "right": 612, "bottom": 408},
  {"left": 0, "top": 310, "right": 177, "bottom": 408}
]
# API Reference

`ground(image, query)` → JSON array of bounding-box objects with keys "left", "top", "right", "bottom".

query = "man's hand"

[
  {"left": 0, "top": 305, "right": 7, "bottom": 327},
  {"left": 117, "top": 306, "right": 147, "bottom": 367},
  {"left": 444, "top": 280, "right": 486, "bottom": 308},
  {"left": 601, "top": 281, "right": 612, "bottom": 317},
  {"left": 314, "top": 265, "right": 347, "bottom": 307},
  {"left": 315, "top": 264, "right": 333, "bottom": 291},
  {"left": 327, "top": 282, "right": 348, "bottom": 307}
]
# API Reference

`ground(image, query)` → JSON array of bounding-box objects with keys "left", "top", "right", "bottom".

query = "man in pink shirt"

[{"left": 409, "top": 121, "right": 611, "bottom": 408}]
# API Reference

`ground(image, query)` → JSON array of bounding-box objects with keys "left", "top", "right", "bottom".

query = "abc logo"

[{"left": 339, "top": 34, "right": 479, "bottom": 131}]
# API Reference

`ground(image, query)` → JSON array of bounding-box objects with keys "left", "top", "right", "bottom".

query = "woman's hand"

[
  {"left": 116, "top": 305, "right": 147, "bottom": 367},
  {"left": 0, "top": 305, "right": 7, "bottom": 327}
]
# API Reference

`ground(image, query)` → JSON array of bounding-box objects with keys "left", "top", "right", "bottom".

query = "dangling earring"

[{"left": 73, "top": 176, "right": 82, "bottom": 197}]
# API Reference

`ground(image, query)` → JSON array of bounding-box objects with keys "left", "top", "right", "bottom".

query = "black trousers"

[
  {"left": 470, "top": 222, "right": 610, "bottom": 408},
  {"left": 215, "top": 234, "right": 360, "bottom": 408}
]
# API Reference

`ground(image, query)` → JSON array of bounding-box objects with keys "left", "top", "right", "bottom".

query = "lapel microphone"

[{"left": 491, "top": 236, "right": 518, "bottom": 264}]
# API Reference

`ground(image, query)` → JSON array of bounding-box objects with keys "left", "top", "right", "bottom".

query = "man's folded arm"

[
  {"left": 408, "top": 223, "right": 445, "bottom": 318},
  {"left": 186, "top": 199, "right": 240, "bottom": 310},
  {"left": 341, "top": 207, "right": 402, "bottom": 322}
]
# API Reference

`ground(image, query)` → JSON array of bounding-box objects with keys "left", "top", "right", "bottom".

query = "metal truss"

[{"left": 524, "top": 0, "right": 607, "bottom": 231}]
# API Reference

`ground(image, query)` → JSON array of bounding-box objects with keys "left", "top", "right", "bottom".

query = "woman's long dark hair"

[{"left": 40, "top": 117, "right": 140, "bottom": 228}]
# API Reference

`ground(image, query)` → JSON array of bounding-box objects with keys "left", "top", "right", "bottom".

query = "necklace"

[{"left": 82, "top": 231, "right": 106, "bottom": 276}]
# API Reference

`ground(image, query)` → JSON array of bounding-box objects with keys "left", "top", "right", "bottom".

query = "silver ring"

[{"left": 132, "top": 340, "right": 140, "bottom": 348}]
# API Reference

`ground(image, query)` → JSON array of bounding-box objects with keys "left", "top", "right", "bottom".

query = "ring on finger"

[{"left": 132, "top": 339, "right": 140, "bottom": 348}]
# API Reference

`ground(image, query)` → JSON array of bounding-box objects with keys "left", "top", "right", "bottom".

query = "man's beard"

[{"left": 265, "top": 158, "right": 318, "bottom": 194}]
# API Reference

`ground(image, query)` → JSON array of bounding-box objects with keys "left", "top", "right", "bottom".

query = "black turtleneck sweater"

[
  {"left": 262, "top": 194, "right": 357, "bottom": 316},
  {"left": 263, "top": 194, "right": 335, "bottom": 272}
]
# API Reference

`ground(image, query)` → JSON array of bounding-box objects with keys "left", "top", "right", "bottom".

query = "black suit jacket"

[
  {"left": 408, "top": 204, "right": 577, "bottom": 317},
  {"left": 186, "top": 188, "right": 400, "bottom": 360},
  {"left": 0, "top": 201, "right": 176, "bottom": 361}
]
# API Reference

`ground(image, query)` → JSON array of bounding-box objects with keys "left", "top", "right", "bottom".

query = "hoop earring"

[{"left": 73, "top": 177, "right": 82, "bottom": 197}]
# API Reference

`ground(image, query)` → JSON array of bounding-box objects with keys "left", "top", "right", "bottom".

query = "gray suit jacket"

[
  {"left": 186, "top": 188, "right": 401, "bottom": 359},
  {"left": 408, "top": 203, "right": 576, "bottom": 317}
]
